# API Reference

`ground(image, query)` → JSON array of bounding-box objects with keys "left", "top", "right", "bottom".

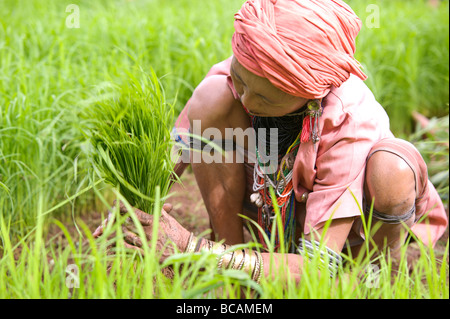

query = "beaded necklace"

[
  {"left": 248, "top": 99, "right": 322, "bottom": 252},
  {"left": 253, "top": 135, "right": 300, "bottom": 251}
]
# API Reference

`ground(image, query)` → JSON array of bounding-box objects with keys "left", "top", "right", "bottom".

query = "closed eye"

[
  {"left": 256, "top": 93, "right": 276, "bottom": 105},
  {"left": 231, "top": 64, "right": 281, "bottom": 107}
]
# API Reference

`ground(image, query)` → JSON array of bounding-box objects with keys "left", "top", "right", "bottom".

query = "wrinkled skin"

[{"left": 93, "top": 201, "right": 191, "bottom": 263}]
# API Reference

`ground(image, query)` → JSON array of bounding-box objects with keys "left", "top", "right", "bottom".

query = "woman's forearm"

[
  {"left": 186, "top": 233, "right": 308, "bottom": 284},
  {"left": 261, "top": 252, "right": 304, "bottom": 284}
]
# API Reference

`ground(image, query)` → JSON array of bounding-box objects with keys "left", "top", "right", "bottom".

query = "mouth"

[{"left": 239, "top": 100, "right": 265, "bottom": 116}]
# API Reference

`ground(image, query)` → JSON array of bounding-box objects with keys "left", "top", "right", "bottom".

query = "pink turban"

[{"left": 232, "top": 0, "right": 367, "bottom": 99}]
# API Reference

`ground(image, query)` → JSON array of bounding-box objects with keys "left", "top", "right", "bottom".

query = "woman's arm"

[
  {"left": 260, "top": 216, "right": 354, "bottom": 284},
  {"left": 93, "top": 203, "right": 354, "bottom": 284}
]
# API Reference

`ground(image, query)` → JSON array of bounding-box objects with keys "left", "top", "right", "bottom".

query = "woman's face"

[{"left": 230, "top": 56, "right": 308, "bottom": 117}]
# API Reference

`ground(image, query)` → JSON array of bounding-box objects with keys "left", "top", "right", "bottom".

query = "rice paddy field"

[{"left": 0, "top": 0, "right": 448, "bottom": 303}]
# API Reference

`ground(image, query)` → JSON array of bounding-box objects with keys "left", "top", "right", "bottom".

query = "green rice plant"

[
  {"left": 0, "top": 187, "right": 260, "bottom": 299},
  {"left": 0, "top": 0, "right": 242, "bottom": 234},
  {"left": 408, "top": 114, "right": 449, "bottom": 205},
  {"left": 0, "top": 184, "right": 447, "bottom": 299},
  {"left": 348, "top": 0, "right": 449, "bottom": 135},
  {"left": 83, "top": 70, "right": 177, "bottom": 213}
]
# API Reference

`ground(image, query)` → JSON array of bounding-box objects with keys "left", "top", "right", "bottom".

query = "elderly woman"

[{"left": 94, "top": 0, "right": 447, "bottom": 283}]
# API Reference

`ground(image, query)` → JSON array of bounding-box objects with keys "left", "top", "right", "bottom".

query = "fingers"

[
  {"left": 118, "top": 201, "right": 173, "bottom": 214},
  {"left": 94, "top": 201, "right": 175, "bottom": 243},
  {"left": 122, "top": 226, "right": 143, "bottom": 247},
  {"left": 162, "top": 203, "right": 173, "bottom": 213},
  {"left": 92, "top": 209, "right": 115, "bottom": 238},
  {"left": 92, "top": 205, "right": 147, "bottom": 256},
  {"left": 93, "top": 218, "right": 108, "bottom": 238},
  {"left": 92, "top": 205, "right": 150, "bottom": 240},
  {"left": 106, "top": 237, "right": 144, "bottom": 255},
  {"left": 119, "top": 202, "right": 174, "bottom": 226},
  {"left": 119, "top": 202, "right": 153, "bottom": 226},
  {"left": 123, "top": 242, "right": 144, "bottom": 254}
]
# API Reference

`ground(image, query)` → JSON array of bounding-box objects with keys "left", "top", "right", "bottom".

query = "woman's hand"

[{"left": 93, "top": 202, "right": 191, "bottom": 263}]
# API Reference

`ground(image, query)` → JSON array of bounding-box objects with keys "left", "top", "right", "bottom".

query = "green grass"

[
  {"left": 0, "top": 0, "right": 243, "bottom": 234},
  {"left": 0, "top": 0, "right": 448, "bottom": 299},
  {"left": 83, "top": 69, "right": 176, "bottom": 213},
  {"left": 0, "top": 188, "right": 447, "bottom": 299},
  {"left": 408, "top": 114, "right": 449, "bottom": 205},
  {"left": 348, "top": 0, "right": 449, "bottom": 135}
]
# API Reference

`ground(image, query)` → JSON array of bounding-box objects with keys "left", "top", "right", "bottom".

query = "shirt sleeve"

[
  {"left": 299, "top": 78, "right": 393, "bottom": 235},
  {"left": 304, "top": 116, "right": 370, "bottom": 234}
]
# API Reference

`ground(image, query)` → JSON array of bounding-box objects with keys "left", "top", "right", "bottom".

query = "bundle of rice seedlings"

[{"left": 84, "top": 70, "right": 176, "bottom": 214}]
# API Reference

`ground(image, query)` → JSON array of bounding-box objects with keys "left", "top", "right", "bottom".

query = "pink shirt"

[{"left": 292, "top": 72, "right": 392, "bottom": 234}]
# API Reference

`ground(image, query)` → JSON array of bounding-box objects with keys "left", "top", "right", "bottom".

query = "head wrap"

[{"left": 232, "top": 0, "right": 367, "bottom": 99}]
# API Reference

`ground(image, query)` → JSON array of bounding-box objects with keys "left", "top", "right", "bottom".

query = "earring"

[{"left": 300, "top": 99, "right": 322, "bottom": 150}]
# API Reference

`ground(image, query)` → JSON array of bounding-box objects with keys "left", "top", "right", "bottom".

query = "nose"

[
  {"left": 239, "top": 88, "right": 254, "bottom": 107},
  {"left": 233, "top": 80, "right": 257, "bottom": 111}
]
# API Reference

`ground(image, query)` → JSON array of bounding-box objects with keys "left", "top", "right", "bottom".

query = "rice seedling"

[{"left": 83, "top": 70, "right": 177, "bottom": 213}]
